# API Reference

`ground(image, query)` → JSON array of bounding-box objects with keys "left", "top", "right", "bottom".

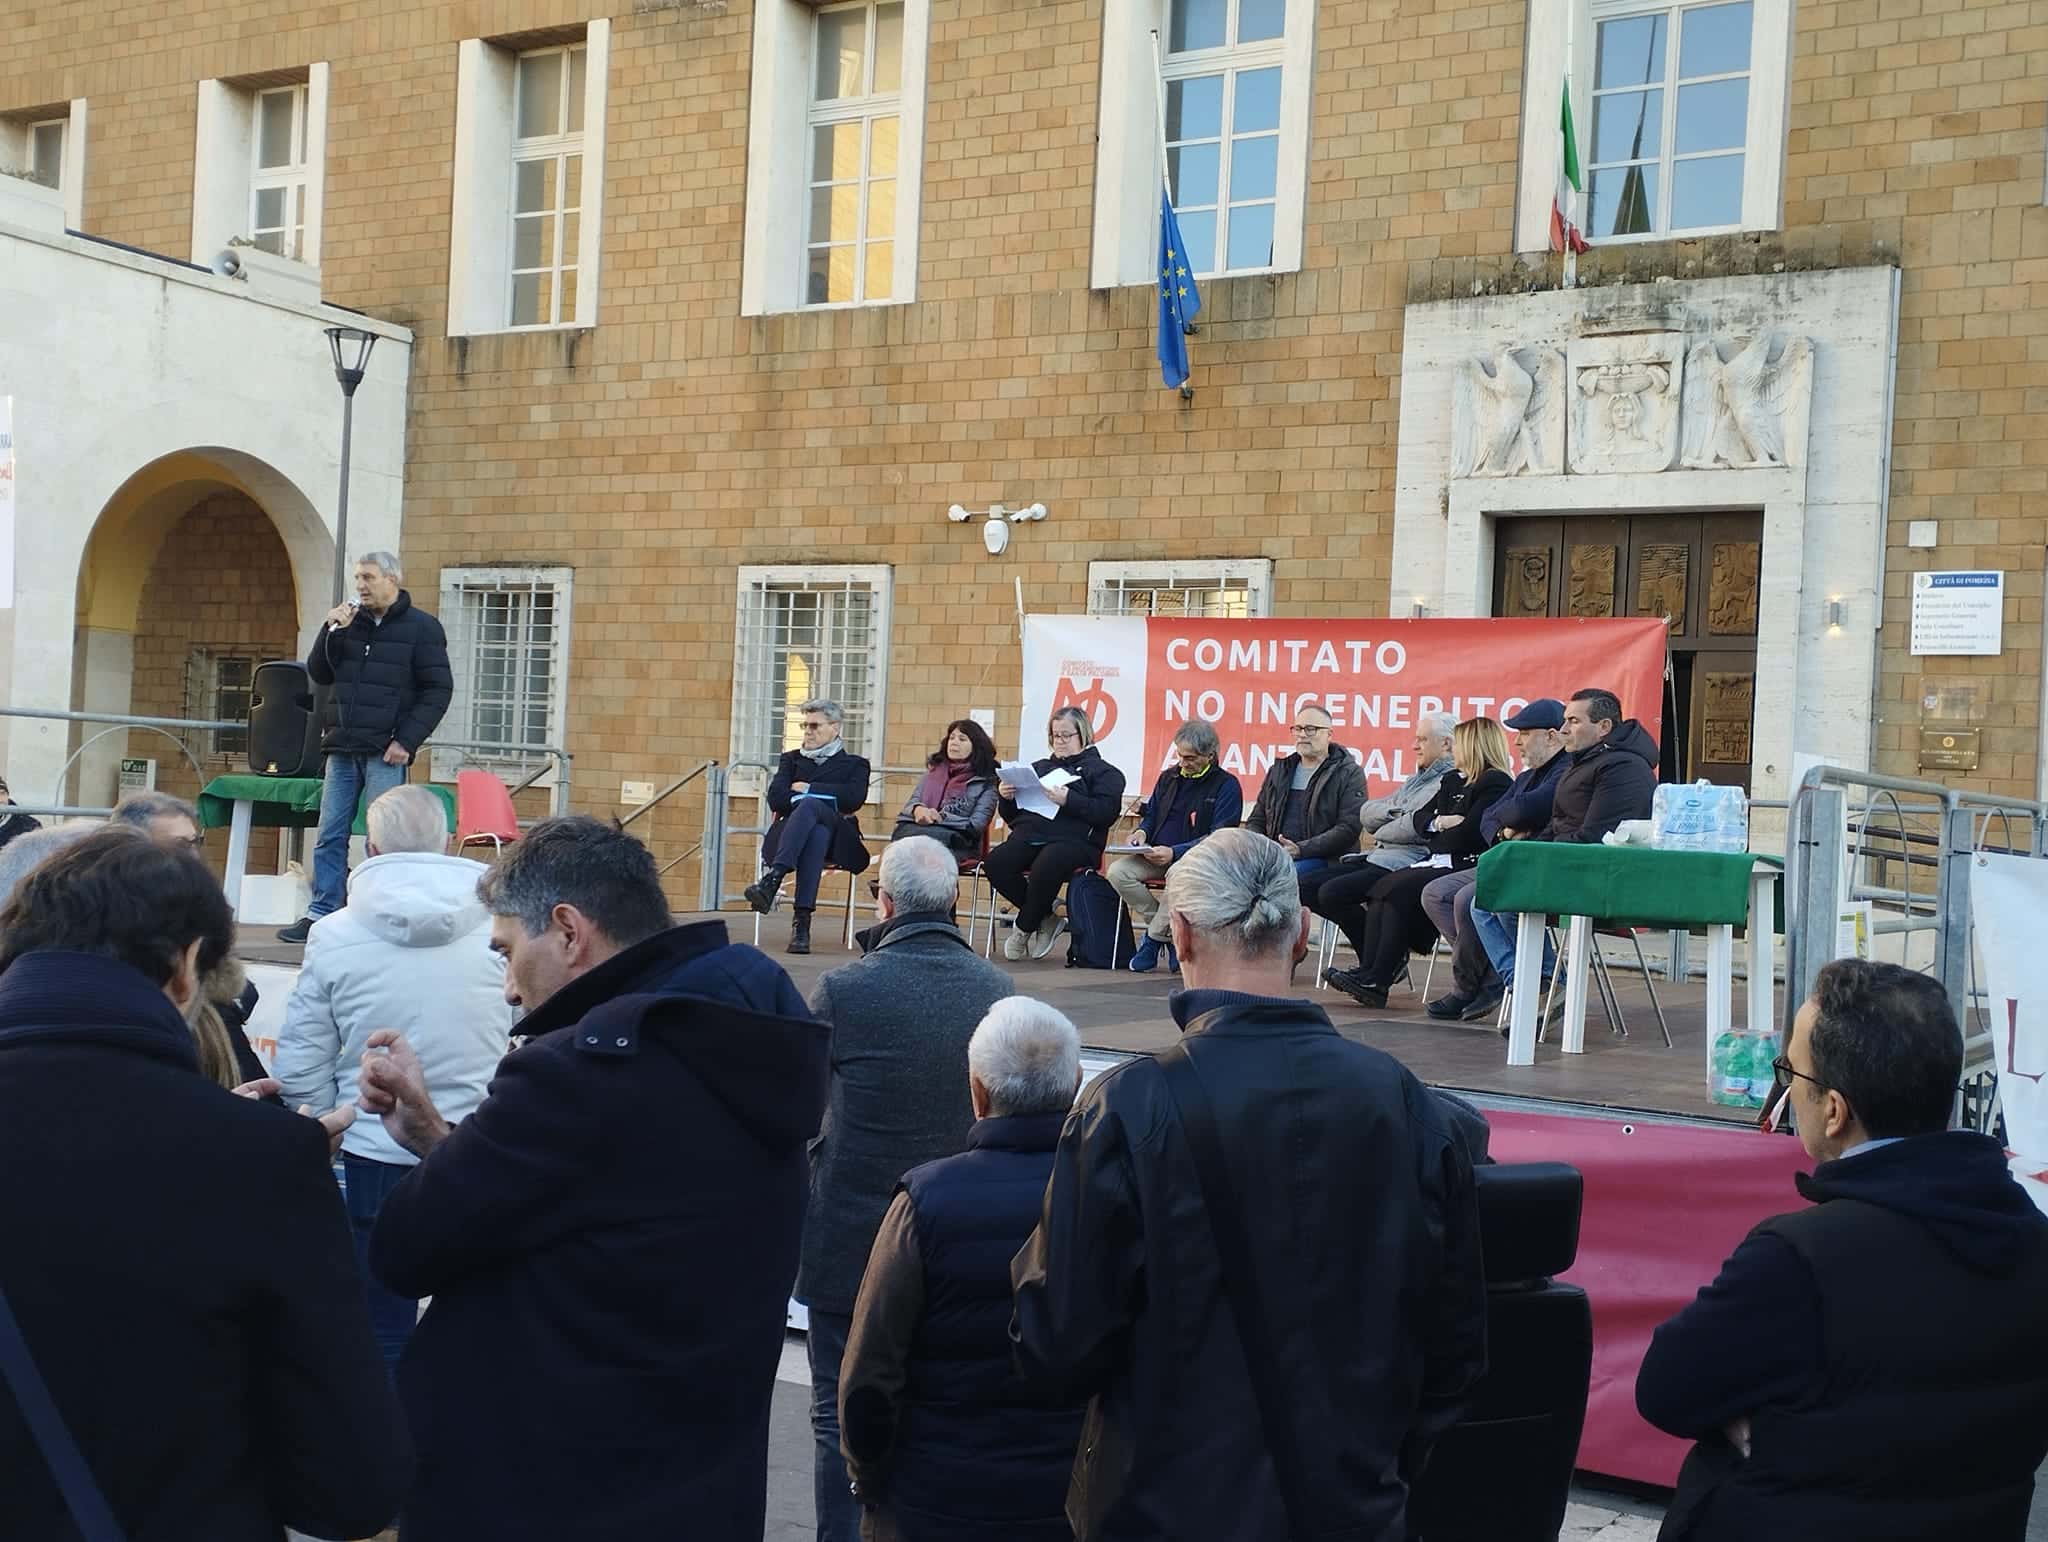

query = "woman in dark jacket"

[
  {"left": 1321, "top": 718, "right": 1514, "bottom": 1009},
  {"left": 745, "top": 698, "right": 872, "bottom": 955},
  {"left": 986, "top": 707, "right": 1127, "bottom": 961},
  {"left": 892, "top": 719, "right": 999, "bottom": 857}
]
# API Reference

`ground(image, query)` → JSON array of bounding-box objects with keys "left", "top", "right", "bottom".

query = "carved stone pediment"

[
  {"left": 1449, "top": 346, "right": 1565, "bottom": 478},
  {"left": 1567, "top": 333, "right": 1684, "bottom": 474}
]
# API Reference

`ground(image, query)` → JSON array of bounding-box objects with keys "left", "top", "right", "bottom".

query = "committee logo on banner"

[{"left": 1020, "top": 615, "right": 1148, "bottom": 762}]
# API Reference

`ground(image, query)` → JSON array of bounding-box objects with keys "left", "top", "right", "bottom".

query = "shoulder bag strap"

[
  {"left": 0, "top": 1278, "right": 128, "bottom": 1542},
  {"left": 1155, "top": 1040, "right": 1316, "bottom": 1540}
]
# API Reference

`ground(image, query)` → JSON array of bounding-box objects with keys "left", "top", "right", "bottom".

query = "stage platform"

[{"left": 701, "top": 912, "right": 1775, "bottom": 1129}]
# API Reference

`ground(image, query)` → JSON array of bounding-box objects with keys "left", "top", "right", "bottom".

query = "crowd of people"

[{"left": 0, "top": 600, "right": 2044, "bottom": 1541}]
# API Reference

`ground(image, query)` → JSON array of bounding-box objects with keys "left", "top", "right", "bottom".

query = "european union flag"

[{"left": 1156, "top": 189, "right": 1202, "bottom": 391}]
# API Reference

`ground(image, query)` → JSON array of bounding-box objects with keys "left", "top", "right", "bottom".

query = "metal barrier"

[
  {"left": 0, "top": 705, "right": 574, "bottom": 819},
  {"left": 1784, "top": 765, "right": 2048, "bottom": 1133}
]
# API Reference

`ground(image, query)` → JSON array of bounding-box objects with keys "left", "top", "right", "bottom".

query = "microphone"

[{"left": 328, "top": 601, "right": 359, "bottom": 633}]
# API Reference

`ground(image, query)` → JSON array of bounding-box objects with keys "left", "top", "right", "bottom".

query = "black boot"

[
  {"left": 787, "top": 909, "right": 813, "bottom": 956},
  {"left": 744, "top": 865, "right": 790, "bottom": 914}
]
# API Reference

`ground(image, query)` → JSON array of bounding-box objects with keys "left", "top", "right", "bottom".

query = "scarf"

[
  {"left": 915, "top": 759, "right": 977, "bottom": 812},
  {"left": 800, "top": 738, "right": 844, "bottom": 765}
]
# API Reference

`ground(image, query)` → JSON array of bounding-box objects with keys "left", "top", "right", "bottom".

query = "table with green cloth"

[
  {"left": 1474, "top": 841, "right": 1783, "bottom": 1069},
  {"left": 197, "top": 775, "right": 454, "bottom": 915}
]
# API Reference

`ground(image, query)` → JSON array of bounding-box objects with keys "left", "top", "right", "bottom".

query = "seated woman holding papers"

[{"left": 986, "top": 706, "right": 1127, "bottom": 961}]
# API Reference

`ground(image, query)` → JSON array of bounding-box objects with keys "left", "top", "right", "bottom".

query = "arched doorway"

[{"left": 71, "top": 450, "right": 330, "bottom": 876}]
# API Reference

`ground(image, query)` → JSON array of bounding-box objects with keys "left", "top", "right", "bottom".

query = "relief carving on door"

[
  {"left": 1566, "top": 545, "right": 1617, "bottom": 617},
  {"left": 1502, "top": 548, "right": 1552, "bottom": 617},
  {"left": 1708, "top": 543, "right": 1761, "bottom": 634},
  {"left": 1701, "top": 672, "right": 1755, "bottom": 764},
  {"left": 1635, "top": 544, "right": 1689, "bottom": 629}
]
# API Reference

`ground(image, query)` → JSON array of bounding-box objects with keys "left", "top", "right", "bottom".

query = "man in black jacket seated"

[
  {"left": 358, "top": 817, "right": 830, "bottom": 1542},
  {"left": 0, "top": 829, "right": 409, "bottom": 1542},
  {"left": 838, "top": 996, "right": 1089, "bottom": 1542},
  {"left": 1637, "top": 960, "right": 2048, "bottom": 1542},
  {"left": 745, "top": 696, "right": 873, "bottom": 955},
  {"left": 1011, "top": 829, "right": 1487, "bottom": 1542},
  {"left": 281, "top": 549, "right": 453, "bottom": 943}
]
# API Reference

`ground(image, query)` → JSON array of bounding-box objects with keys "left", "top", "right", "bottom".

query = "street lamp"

[{"left": 324, "top": 325, "right": 379, "bottom": 606}]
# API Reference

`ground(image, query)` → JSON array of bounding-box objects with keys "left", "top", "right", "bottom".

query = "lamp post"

[{"left": 324, "top": 326, "right": 379, "bottom": 606}]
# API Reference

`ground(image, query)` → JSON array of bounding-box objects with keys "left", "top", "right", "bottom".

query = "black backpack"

[{"left": 1064, "top": 869, "right": 1134, "bottom": 970}]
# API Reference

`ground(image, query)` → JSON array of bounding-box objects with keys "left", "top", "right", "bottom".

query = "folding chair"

[
  {"left": 1109, "top": 873, "right": 1168, "bottom": 970},
  {"left": 454, "top": 769, "right": 519, "bottom": 856}
]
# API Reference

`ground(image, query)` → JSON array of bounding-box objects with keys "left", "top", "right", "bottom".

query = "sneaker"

[
  {"left": 1426, "top": 990, "right": 1475, "bottom": 1020},
  {"left": 1328, "top": 973, "right": 1389, "bottom": 1010},
  {"left": 1026, "top": 916, "right": 1066, "bottom": 960},
  {"left": 1002, "top": 926, "right": 1029, "bottom": 961},
  {"left": 276, "top": 917, "right": 312, "bottom": 945},
  {"left": 1162, "top": 942, "right": 1180, "bottom": 975},
  {"left": 1128, "top": 937, "right": 1165, "bottom": 973},
  {"left": 1322, "top": 965, "right": 1364, "bottom": 991},
  {"left": 1461, "top": 982, "right": 1506, "bottom": 1022}
]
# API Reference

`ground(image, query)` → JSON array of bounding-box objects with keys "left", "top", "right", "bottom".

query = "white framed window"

[
  {"left": 2, "top": 99, "right": 85, "bottom": 228},
  {"left": 249, "top": 85, "right": 310, "bottom": 260},
  {"left": 741, "top": 2, "right": 929, "bottom": 316},
  {"left": 730, "top": 566, "right": 892, "bottom": 791},
  {"left": 436, "top": 567, "right": 574, "bottom": 783},
  {"left": 1090, "top": 0, "right": 1313, "bottom": 289},
  {"left": 192, "top": 69, "right": 326, "bottom": 267},
  {"left": 449, "top": 23, "right": 610, "bottom": 336},
  {"left": 1088, "top": 559, "right": 1273, "bottom": 618},
  {"left": 509, "top": 44, "right": 586, "bottom": 327},
  {"left": 1161, "top": 0, "right": 1290, "bottom": 277},
  {"left": 804, "top": 1, "right": 903, "bottom": 306},
  {"left": 1515, "top": 0, "right": 1790, "bottom": 250},
  {"left": 28, "top": 118, "right": 64, "bottom": 190}
]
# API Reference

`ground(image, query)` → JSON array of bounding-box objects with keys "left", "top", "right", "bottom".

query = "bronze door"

[{"left": 1490, "top": 512, "right": 1762, "bottom": 791}]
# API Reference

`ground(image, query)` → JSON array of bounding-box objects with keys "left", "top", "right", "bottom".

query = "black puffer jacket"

[
  {"left": 997, "top": 746, "right": 1127, "bottom": 850},
  {"left": 1542, "top": 720, "right": 1658, "bottom": 844},
  {"left": 306, "top": 589, "right": 454, "bottom": 757}
]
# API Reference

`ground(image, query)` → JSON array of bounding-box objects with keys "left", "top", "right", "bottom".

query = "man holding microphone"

[{"left": 277, "top": 550, "right": 453, "bottom": 944}]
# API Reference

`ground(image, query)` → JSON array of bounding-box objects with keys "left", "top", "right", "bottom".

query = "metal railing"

[{"left": 1784, "top": 765, "right": 2048, "bottom": 1134}]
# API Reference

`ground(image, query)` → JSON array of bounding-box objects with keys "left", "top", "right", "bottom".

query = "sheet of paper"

[{"left": 999, "top": 760, "right": 1060, "bottom": 819}]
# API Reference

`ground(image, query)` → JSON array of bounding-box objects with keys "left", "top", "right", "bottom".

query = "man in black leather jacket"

[{"left": 1010, "top": 828, "right": 1487, "bottom": 1541}]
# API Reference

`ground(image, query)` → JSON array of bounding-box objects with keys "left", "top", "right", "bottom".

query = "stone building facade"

[{"left": 1, "top": 0, "right": 2042, "bottom": 897}]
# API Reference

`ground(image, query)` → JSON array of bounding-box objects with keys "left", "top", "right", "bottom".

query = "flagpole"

[
  {"left": 1562, "top": 26, "right": 1579, "bottom": 289},
  {"left": 1148, "top": 31, "right": 1171, "bottom": 194}
]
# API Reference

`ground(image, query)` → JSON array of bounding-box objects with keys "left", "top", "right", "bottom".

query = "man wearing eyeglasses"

[
  {"left": 1636, "top": 960, "right": 2048, "bottom": 1542},
  {"left": 745, "top": 698, "right": 872, "bottom": 955},
  {"left": 1241, "top": 705, "right": 1365, "bottom": 882}
]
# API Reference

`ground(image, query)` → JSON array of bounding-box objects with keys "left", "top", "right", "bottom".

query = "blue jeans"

[
  {"left": 340, "top": 1152, "right": 419, "bottom": 1369},
  {"left": 1470, "top": 904, "right": 1554, "bottom": 985},
  {"left": 1293, "top": 857, "right": 1330, "bottom": 880},
  {"left": 808, "top": 1306, "right": 862, "bottom": 1542},
  {"left": 310, "top": 752, "right": 407, "bottom": 919}
]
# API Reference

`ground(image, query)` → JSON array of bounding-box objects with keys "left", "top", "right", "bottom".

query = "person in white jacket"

[{"left": 274, "top": 782, "right": 516, "bottom": 1366}]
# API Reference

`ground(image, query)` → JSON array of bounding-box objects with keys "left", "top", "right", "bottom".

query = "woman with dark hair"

[{"left": 892, "top": 719, "right": 1000, "bottom": 856}]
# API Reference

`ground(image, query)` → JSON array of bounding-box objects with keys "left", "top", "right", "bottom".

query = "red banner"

[{"left": 1023, "top": 616, "right": 1667, "bottom": 794}]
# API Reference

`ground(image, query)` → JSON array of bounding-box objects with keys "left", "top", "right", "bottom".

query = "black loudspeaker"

[{"left": 247, "top": 660, "right": 326, "bottom": 778}]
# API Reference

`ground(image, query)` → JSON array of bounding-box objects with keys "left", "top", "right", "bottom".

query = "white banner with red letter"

[
  {"left": 1019, "top": 615, "right": 1668, "bottom": 795},
  {"left": 1965, "top": 854, "right": 2048, "bottom": 1215}
]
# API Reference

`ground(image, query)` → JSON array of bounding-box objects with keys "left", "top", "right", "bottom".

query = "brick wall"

[
  {"left": 130, "top": 492, "right": 302, "bottom": 878},
  {"left": 5, "top": 0, "right": 2045, "bottom": 838}
]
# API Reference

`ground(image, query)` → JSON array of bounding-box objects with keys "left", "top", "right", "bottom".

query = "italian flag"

[{"left": 1551, "top": 80, "right": 1589, "bottom": 254}]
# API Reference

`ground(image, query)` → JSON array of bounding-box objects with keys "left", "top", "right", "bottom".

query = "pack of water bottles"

[{"left": 1652, "top": 779, "right": 1749, "bottom": 853}]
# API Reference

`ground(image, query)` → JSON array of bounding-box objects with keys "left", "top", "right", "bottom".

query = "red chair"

[
  {"left": 957, "top": 824, "right": 995, "bottom": 952},
  {"left": 455, "top": 769, "right": 520, "bottom": 856}
]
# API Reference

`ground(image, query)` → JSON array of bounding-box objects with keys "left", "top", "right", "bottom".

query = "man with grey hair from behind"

[
  {"left": 798, "top": 834, "right": 1017, "bottom": 1542},
  {"left": 836, "top": 995, "right": 1090, "bottom": 1542},
  {"left": 273, "top": 782, "right": 516, "bottom": 1368},
  {"left": 1012, "top": 828, "right": 1488, "bottom": 1542}
]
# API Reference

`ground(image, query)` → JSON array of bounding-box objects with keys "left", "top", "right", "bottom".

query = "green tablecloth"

[
  {"left": 1473, "top": 840, "right": 1783, "bottom": 930},
  {"left": 196, "top": 776, "right": 454, "bottom": 837}
]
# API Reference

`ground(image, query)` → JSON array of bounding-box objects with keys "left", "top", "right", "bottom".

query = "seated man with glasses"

[
  {"left": 111, "top": 790, "right": 205, "bottom": 849},
  {"left": 745, "top": 698, "right": 873, "bottom": 956},
  {"left": 1636, "top": 959, "right": 2048, "bottom": 1542},
  {"left": 1242, "top": 704, "right": 1366, "bottom": 883},
  {"left": 1105, "top": 719, "right": 1244, "bottom": 974}
]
